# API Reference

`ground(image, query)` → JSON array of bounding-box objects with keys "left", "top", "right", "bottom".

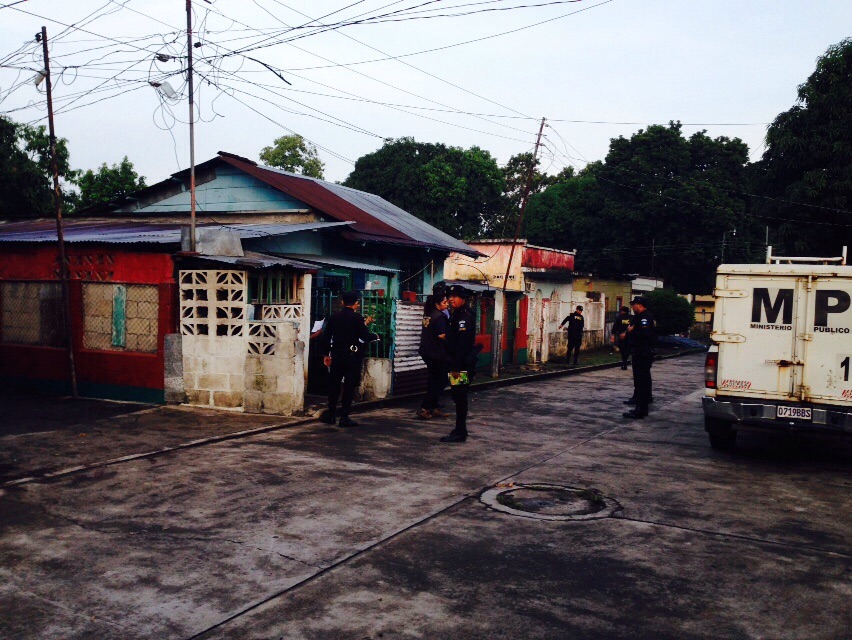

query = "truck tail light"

[{"left": 704, "top": 351, "right": 718, "bottom": 389}]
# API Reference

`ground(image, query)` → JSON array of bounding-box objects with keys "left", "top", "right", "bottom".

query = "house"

[
  {"left": 0, "top": 152, "right": 478, "bottom": 413},
  {"left": 445, "top": 239, "right": 609, "bottom": 366}
]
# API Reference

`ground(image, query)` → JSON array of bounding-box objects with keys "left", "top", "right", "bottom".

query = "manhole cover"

[{"left": 480, "top": 483, "right": 619, "bottom": 521}]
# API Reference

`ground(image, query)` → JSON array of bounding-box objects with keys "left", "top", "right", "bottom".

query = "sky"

[{"left": 1, "top": 0, "right": 850, "bottom": 187}]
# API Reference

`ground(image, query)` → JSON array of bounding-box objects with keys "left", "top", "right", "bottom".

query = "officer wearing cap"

[
  {"left": 559, "top": 305, "right": 585, "bottom": 366},
  {"left": 623, "top": 296, "right": 655, "bottom": 419},
  {"left": 319, "top": 291, "right": 376, "bottom": 428},
  {"left": 440, "top": 284, "right": 478, "bottom": 443}
]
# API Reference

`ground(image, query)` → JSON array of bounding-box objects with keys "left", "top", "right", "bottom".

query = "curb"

[{"left": 1, "top": 349, "right": 704, "bottom": 489}]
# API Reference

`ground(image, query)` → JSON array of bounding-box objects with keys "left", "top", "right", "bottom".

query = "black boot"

[
  {"left": 624, "top": 397, "right": 636, "bottom": 405},
  {"left": 338, "top": 415, "right": 359, "bottom": 428},
  {"left": 622, "top": 409, "right": 645, "bottom": 419},
  {"left": 440, "top": 431, "right": 467, "bottom": 443},
  {"left": 320, "top": 407, "right": 337, "bottom": 424}
]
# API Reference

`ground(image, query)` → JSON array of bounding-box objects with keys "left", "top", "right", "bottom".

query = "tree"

[
  {"left": 0, "top": 116, "right": 76, "bottom": 220},
  {"left": 751, "top": 38, "right": 852, "bottom": 256},
  {"left": 494, "top": 153, "right": 574, "bottom": 237},
  {"left": 76, "top": 157, "right": 146, "bottom": 211},
  {"left": 259, "top": 134, "right": 325, "bottom": 179},
  {"left": 343, "top": 137, "right": 505, "bottom": 240},
  {"left": 645, "top": 288, "right": 695, "bottom": 335},
  {"left": 525, "top": 123, "right": 752, "bottom": 293}
]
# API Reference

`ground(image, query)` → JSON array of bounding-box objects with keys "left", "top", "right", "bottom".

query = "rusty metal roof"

[
  {"left": 187, "top": 251, "right": 318, "bottom": 271},
  {"left": 217, "top": 153, "right": 480, "bottom": 257},
  {"left": 279, "top": 254, "right": 400, "bottom": 274},
  {"left": 0, "top": 219, "right": 349, "bottom": 244}
]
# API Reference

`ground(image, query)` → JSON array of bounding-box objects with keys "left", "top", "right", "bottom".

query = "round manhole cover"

[{"left": 480, "top": 483, "right": 619, "bottom": 521}]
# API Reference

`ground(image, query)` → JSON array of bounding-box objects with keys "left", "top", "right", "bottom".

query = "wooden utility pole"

[
  {"left": 494, "top": 117, "right": 546, "bottom": 376},
  {"left": 501, "top": 117, "right": 547, "bottom": 295},
  {"left": 186, "top": 0, "right": 197, "bottom": 251},
  {"left": 41, "top": 26, "right": 78, "bottom": 397}
]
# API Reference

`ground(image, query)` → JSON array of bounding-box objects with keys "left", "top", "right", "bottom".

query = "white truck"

[{"left": 702, "top": 247, "right": 852, "bottom": 449}]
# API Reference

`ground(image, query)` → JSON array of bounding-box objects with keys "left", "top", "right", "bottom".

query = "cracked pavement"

[{"left": 1, "top": 353, "right": 850, "bottom": 639}]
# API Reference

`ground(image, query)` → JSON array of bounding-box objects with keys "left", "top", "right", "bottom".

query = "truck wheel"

[{"left": 705, "top": 416, "right": 737, "bottom": 450}]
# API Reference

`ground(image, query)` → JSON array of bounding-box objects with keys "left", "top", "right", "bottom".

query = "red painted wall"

[
  {"left": 0, "top": 246, "right": 177, "bottom": 397},
  {"left": 521, "top": 246, "right": 575, "bottom": 271}
]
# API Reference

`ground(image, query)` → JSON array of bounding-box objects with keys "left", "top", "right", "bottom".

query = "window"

[
  {"left": 0, "top": 282, "right": 65, "bottom": 347},
  {"left": 83, "top": 283, "right": 159, "bottom": 353},
  {"left": 249, "top": 271, "right": 299, "bottom": 305}
]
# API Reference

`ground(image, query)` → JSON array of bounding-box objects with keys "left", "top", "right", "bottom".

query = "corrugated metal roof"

[
  {"left": 0, "top": 220, "right": 349, "bottom": 244},
  {"left": 189, "top": 251, "right": 318, "bottom": 271},
  {"left": 280, "top": 254, "right": 400, "bottom": 274},
  {"left": 217, "top": 153, "right": 481, "bottom": 257}
]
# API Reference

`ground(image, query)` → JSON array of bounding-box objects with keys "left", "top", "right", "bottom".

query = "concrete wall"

[
  {"left": 179, "top": 269, "right": 308, "bottom": 416},
  {"left": 359, "top": 357, "right": 391, "bottom": 401}
]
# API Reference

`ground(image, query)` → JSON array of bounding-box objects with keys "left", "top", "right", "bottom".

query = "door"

[
  {"left": 800, "top": 276, "right": 852, "bottom": 404},
  {"left": 714, "top": 274, "right": 800, "bottom": 400},
  {"left": 504, "top": 295, "right": 517, "bottom": 364}
]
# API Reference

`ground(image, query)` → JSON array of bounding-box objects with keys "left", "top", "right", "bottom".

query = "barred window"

[
  {"left": 248, "top": 271, "right": 299, "bottom": 304},
  {"left": 0, "top": 281, "right": 65, "bottom": 347},
  {"left": 83, "top": 283, "right": 159, "bottom": 353}
]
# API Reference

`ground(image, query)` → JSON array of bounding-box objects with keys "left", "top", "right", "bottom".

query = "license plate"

[{"left": 776, "top": 406, "right": 812, "bottom": 420}]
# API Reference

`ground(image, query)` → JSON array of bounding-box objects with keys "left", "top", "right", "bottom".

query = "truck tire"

[{"left": 705, "top": 416, "right": 737, "bottom": 450}]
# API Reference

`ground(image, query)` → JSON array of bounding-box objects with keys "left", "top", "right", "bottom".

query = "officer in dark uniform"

[
  {"left": 440, "top": 285, "right": 479, "bottom": 443},
  {"left": 319, "top": 291, "right": 376, "bottom": 428},
  {"left": 559, "top": 305, "right": 585, "bottom": 365},
  {"left": 623, "top": 296, "right": 655, "bottom": 419},
  {"left": 611, "top": 306, "right": 632, "bottom": 370},
  {"left": 416, "top": 291, "right": 450, "bottom": 419}
]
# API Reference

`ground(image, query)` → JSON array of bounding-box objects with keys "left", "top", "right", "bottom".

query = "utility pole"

[
  {"left": 494, "top": 117, "right": 546, "bottom": 376},
  {"left": 186, "top": 0, "right": 197, "bottom": 252},
  {"left": 40, "top": 27, "right": 78, "bottom": 398}
]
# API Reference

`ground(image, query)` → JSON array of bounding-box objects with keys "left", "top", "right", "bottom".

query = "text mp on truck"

[{"left": 702, "top": 247, "right": 852, "bottom": 449}]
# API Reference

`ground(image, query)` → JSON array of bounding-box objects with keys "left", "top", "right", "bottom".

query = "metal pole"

[
  {"left": 41, "top": 27, "right": 78, "bottom": 397},
  {"left": 186, "top": 0, "right": 197, "bottom": 252}
]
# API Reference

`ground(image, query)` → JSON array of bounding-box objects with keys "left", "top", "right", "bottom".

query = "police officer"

[
  {"left": 440, "top": 285, "right": 478, "bottom": 443},
  {"left": 559, "top": 305, "right": 585, "bottom": 366},
  {"left": 319, "top": 291, "right": 376, "bottom": 428},
  {"left": 623, "top": 296, "right": 655, "bottom": 419},
  {"left": 611, "top": 306, "right": 632, "bottom": 370},
  {"left": 416, "top": 291, "right": 450, "bottom": 419}
]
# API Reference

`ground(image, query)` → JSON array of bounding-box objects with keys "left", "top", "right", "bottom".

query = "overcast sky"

[{"left": 1, "top": 1, "right": 850, "bottom": 187}]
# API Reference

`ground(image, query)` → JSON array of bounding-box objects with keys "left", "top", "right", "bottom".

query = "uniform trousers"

[
  {"left": 421, "top": 358, "right": 449, "bottom": 411},
  {"left": 450, "top": 384, "right": 469, "bottom": 435},
  {"left": 567, "top": 337, "right": 582, "bottom": 364},
  {"left": 328, "top": 354, "right": 363, "bottom": 417},
  {"left": 631, "top": 351, "right": 654, "bottom": 416},
  {"left": 616, "top": 337, "right": 630, "bottom": 366}
]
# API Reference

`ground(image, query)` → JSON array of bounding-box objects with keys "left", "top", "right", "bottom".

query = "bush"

[{"left": 645, "top": 289, "right": 695, "bottom": 336}]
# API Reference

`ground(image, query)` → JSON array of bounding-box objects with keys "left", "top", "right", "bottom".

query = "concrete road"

[{"left": 1, "top": 354, "right": 849, "bottom": 639}]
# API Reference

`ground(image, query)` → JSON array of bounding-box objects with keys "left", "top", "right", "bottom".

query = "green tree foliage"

[
  {"left": 495, "top": 152, "right": 573, "bottom": 236},
  {"left": 751, "top": 38, "right": 852, "bottom": 255},
  {"left": 343, "top": 137, "right": 505, "bottom": 240},
  {"left": 525, "top": 123, "right": 751, "bottom": 293},
  {"left": 0, "top": 116, "right": 76, "bottom": 219},
  {"left": 645, "top": 288, "right": 695, "bottom": 336},
  {"left": 76, "top": 157, "right": 146, "bottom": 211},
  {"left": 259, "top": 134, "right": 325, "bottom": 179}
]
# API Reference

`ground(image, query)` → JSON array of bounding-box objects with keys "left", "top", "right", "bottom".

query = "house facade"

[
  {"left": 0, "top": 152, "right": 478, "bottom": 414},
  {"left": 445, "top": 240, "right": 609, "bottom": 365}
]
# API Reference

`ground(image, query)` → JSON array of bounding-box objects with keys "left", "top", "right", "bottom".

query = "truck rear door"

[
  {"left": 801, "top": 276, "right": 852, "bottom": 405},
  {"left": 712, "top": 274, "right": 800, "bottom": 401}
]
